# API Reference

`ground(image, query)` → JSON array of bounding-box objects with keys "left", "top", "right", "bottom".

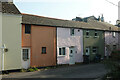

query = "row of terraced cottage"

[{"left": 0, "top": 2, "right": 120, "bottom": 71}]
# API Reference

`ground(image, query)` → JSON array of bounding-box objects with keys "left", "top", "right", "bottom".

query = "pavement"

[{"left": 1, "top": 63, "right": 107, "bottom": 79}]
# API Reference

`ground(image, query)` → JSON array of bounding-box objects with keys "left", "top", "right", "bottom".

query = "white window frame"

[
  {"left": 86, "top": 30, "right": 89, "bottom": 38},
  {"left": 70, "top": 28, "right": 75, "bottom": 36},
  {"left": 22, "top": 48, "right": 30, "bottom": 61},
  {"left": 112, "top": 32, "right": 116, "bottom": 38},
  {"left": 58, "top": 47, "right": 66, "bottom": 56},
  {"left": 85, "top": 47, "right": 90, "bottom": 55},
  {"left": 94, "top": 31, "right": 98, "bottom": 38},
  {"left": 92, "top": 47, "right": 97, "bottom": 54}
]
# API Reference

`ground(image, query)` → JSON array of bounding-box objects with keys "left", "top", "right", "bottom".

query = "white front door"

[
  {"left": 69, "top": 47, "right": 75, "bottom": 65},
  {"left": 22, "top": 48, "right": 30, "bottom": 69}
]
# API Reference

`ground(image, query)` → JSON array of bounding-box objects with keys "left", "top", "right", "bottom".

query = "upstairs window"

[
  {"left": 42, "top": 47, "right": 46, "bottom": 54},
  {"left": 25, "top": 24, "right": 31, "bottom": 34},
  {"left": 59, "top": 47, "right": 66, "bottom": 56},
  {"left": 86, "top": 30, "right": 89, "bottom": 37},
  {"left": 95, "top": 31, "right": 98, "bottom": 37},
  {"left": 112, "top": 32, "right": 116, "bottom": 38},
  {"left": 70, "top": 28, "right": 74, "bottom": 36}
]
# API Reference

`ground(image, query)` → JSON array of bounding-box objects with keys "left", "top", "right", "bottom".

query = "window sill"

[
  {"left": 23, "top": 59, "right": 29, "bottom": 61},
  {"left": 25, "top": 34, "right": 31, "bottom": 35},
  {"left": 92, "top": 53, "right": 96, "bottom": 54},
  {"left": 86, "top": 36, "right": 89, "bottom": 38},
  {"left": 41, "top": 53, "right": 47, "bottom": 54},
  {"left": 94, "top": 36, "right": 99, "bottom": 38},
  {"left": 58, "top": 55, "right": 66, "bottom": 57}
]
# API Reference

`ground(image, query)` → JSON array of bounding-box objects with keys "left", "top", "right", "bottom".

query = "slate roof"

[
  {"left": 0, "top": 2, "right": 21, "bottom": 14},
  {"left": 83, "top": 16, "right": 98, "bottom": 22},
  {"left": 22, "top": 13, "right": 119, "bottom": 31},
  {"left": 118, "top": 27, "right": 120, "bottom": 31},
  {"left": 87, "top": 20, "right": 118, "bottom": 31}
]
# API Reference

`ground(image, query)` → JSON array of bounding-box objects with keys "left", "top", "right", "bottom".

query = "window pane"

[
  {"left": 26, "top": 52, "right": 29, "bottom": 59},
  {"left": 86, "top": 49, "right": 88, "bottom": 53},
  {"left": 86, "top": 31, "right": 89, "bottom": 36},
  {"left": 70, "top": 29, "right": 74, "bottom": 36},
  {"left": 85, "top": 47, "right": 89, "bottom": 55},
  {"left": 62, "top": 47, "right": 65, "bottom": 55},
  {"left": 86, "top": 32, "right": 89, "bottom": 35},
  {"left": 59, "top": 48, "right": 62, "bottom": 55},
  {"left": 23, "top": 49, "right": 29, "bottom": 60},
  {"left": 42, "top": 47, "right": 46, "bottom": 54},
  {"left": 72, "top": 29, "right": 74, "bottom": 34},
  {"left": 70, "top": 50, "right": 73, "bottom": 53},
  {"left": 95, "top": 32, "right": 98, "bottom": 36},
  {"left": 25, "top": 24, "right": 31, "bottom": 34},
  {"left": 93, "top": 47, "right": 97, "bottom": 54}
]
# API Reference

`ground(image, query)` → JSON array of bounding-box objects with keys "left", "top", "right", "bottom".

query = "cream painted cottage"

[{"left": 0, "top": 2, "right": 22, "bottom": 70}]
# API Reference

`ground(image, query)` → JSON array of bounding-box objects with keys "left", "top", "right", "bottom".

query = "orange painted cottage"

[{"left": 21, "top": 14, "right": 57, "bottom": 69}]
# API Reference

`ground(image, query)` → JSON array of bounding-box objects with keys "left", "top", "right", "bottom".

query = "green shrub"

[
  {"left": 33, "top": 67, "right": 38, "bottom": 71},
  {"left": 20, "top": 69, "right": 27, "bottom": 72},
  {"left": 111, "top": 50, "right": 120, "bottom": 61},
  {"left": 27, "top": 68, "right": 34, "bottom": 72},
  {"left": 103, "top": 50, "right": 120, "bottom": 79}
]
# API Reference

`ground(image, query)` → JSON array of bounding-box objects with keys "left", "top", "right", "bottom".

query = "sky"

[{"left": 13, "top": 0, "right": 120, "bottom": 25}]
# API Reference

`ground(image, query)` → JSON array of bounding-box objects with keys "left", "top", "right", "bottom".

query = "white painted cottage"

[
  {"left": 57, "top": 27, "right": 83, "bottom": 65},
  {"left": 105, "top": 31, "right": 119, "bottom": 56}
]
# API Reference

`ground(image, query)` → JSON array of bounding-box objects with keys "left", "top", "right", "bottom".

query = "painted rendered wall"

[
  {"left": 105, "top": 31, "right": 119, "bottom": 56},
  {"left": 22, "top": 25, "right": 57, "bottom": 67},
  {"left": 2, "top": 14, "right": 22, "bottom": 70},
  {"left": 83, "top": 30, "right": 105, "bottom": 61},
  {"left": 57, "top": 28, "right": 83, "bottom": 64},
  {"left": 0, "top": 12, "right": 2, "bottom": 70},
  {"left": 31, "top": 25, "right": 56, "bottom": 67},
  {"left": 22, "top": 25, "right": 31, "bottom": 47}
]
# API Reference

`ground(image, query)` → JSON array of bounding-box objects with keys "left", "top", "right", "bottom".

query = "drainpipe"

[{"left": 1, "top": 44, "right": 6, "bottom": 71}]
